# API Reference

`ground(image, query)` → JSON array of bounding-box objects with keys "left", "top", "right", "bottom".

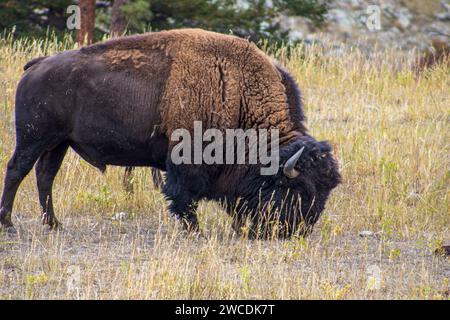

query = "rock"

[
  {"left": 395, "top": 8, "right": 411, "bottom": 29},
  {"left": 350, "top": 0, "right": 361, "bottom": 8},
  {"left": 359, "top": 230, "right": 374, "bottom": 237},
  {"left": 282, "top": 0, "right": 448, "bottom": 52},
  {"left": 328, "top": 9, "right": 354, "bottom": 33},
  {"left": 435, "top": 12, "right": 450, "bottom": 21},
  {"left": 407, "top": 191, "right": 421, "bottom": 204},
  {"left": 111, "top": 211, "right": 129, "bottom": 221},
  {"left": 288, "top": 30, "right": 304, "bottom": 42},
  {"left": 407, "top": 191, "right": 421, "bottom": 198},
  {"left": 439, "top": 1, "right": 450, "bottom": 21}
]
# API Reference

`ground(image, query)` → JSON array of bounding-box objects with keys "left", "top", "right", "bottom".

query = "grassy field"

[{"left": 0, "top": 33, "right": 448, "bottom": 299}]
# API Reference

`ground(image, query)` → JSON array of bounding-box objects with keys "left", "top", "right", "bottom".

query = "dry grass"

[{"left": 0, "top": 33, "right": 449, "bottom": 299}]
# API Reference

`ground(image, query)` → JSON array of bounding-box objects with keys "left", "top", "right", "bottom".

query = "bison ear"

[{"left": 283, "top": 146, "right": 305, "bottom": 179}]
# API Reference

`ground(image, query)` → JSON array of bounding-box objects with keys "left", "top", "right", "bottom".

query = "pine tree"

[{"left": 77, "top": 0, "right": 96, "bottom": 45}]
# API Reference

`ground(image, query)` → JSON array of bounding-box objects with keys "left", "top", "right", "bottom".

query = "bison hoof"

[
  {"left": 179, "top": 217, "right": 200, "bottom": 235},
  {"left": 41, "top": 214, "right": 61, "bottom": 230},
  {"left": 182, "top": 220, "right": 200, "bottom": 233}
]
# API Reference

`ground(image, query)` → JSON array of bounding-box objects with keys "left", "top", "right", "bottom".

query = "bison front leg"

[
  {"left": 163, "top": 181, "right": 199, "bottom": 232},
  {"left": 162, "top": 162, "right": 211, "bottom": 234}
]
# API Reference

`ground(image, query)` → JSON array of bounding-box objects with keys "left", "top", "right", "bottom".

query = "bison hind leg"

[
  {"left": 122, "top": 167, "right": 165, "bottom": 195},
  {"left": 35, "top": 142, "right": 69, "bottom": 230},
  {"left": 0, "top": 140, "right": 54, "bottom": 232}
]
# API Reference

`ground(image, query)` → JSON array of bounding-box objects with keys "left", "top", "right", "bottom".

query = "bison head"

[{"left": 232, "top": 135, "right": 341, "bottom": 239}]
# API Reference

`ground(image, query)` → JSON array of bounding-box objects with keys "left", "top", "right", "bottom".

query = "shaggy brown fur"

[{"left": 93, "top": 29, "right": 304, "bottom": 146}]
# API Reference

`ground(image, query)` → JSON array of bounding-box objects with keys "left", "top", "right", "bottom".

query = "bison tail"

[{"left": 24, "top": 56, "right": 47, "bottom": 71}]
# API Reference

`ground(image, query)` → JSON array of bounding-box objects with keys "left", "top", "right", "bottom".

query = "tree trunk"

[
  {"left": 110, "top": 0, "right": 129, "bottom": 37},
  {"left": 77, "top": 0, "right": 96, "bottom": 45}
]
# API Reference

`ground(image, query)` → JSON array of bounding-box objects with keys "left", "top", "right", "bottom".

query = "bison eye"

[{"left": 277, "top": 176, "right": 287, "bottom": 186}]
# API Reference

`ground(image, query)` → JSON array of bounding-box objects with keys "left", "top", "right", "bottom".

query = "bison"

[{"left": 0, "top": 29, "right": 340, "bottom": 238}]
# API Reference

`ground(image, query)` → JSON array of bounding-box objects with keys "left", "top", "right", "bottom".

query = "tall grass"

[{"left": 0, "top": 32, "right": 449, "bottom": 299}]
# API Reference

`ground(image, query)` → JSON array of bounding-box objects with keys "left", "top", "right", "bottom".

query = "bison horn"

[{"left": 283, "top": 146, "right": 305, "bottom": 179}]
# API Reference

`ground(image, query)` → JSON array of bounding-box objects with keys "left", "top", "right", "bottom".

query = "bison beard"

[
  {"left": 163, "top": 135, "right": 340, "bottom": 238},
  {"left": 0, "top": 29, "right": 341, "bottom": 238}
]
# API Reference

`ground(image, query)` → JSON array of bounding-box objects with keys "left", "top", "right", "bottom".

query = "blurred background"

[{"left": 0, "top": 0, "right": 449, "bottom": 53}]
